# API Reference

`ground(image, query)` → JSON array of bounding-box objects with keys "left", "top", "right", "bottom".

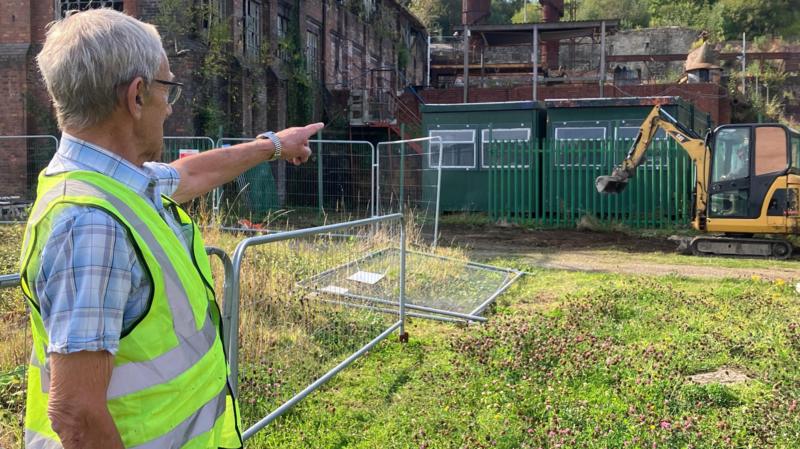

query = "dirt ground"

[{"left": 439, "top": 224, "right": 800, "bottom": 281}]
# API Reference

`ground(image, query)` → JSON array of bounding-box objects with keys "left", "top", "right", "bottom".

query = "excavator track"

[{"left": 689, "top": 236, "right": 793, "bottom": 259}]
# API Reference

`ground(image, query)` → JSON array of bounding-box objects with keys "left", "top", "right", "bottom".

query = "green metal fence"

[{"left": 488, "top": 139, "right": 695, "bottom": 228}]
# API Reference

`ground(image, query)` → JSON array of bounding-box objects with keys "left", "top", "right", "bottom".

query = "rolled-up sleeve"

[{"left": 143, "top": 161, "right": 181, "bottom": 199}]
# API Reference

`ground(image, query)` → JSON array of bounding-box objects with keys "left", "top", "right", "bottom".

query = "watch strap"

[{"left": 258, "top": 131, "right": 282, "bottom": 161}]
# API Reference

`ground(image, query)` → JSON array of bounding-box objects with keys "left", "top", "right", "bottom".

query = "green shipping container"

[
  {"left": 421, "top": 101, "right": 547, "bottom": 212},
  {"left": 545, "top": 96, "right": 712, "bottom": 141}
]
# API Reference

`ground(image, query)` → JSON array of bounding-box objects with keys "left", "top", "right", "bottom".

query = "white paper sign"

[
  {"left": 179, "top": 149, "right": 199, "bottom": 159},
  {"left": 347, "top": 271, "right": 385, "bottom": 285}
]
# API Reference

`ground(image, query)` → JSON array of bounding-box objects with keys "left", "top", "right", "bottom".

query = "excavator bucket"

[{"left": 595, "top": 175, "right": 629, "bottom": 194}]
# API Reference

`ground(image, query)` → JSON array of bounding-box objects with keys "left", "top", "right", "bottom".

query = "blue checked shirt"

[{"left": 35, "top": 133, "right": 189, "bottom": 355}]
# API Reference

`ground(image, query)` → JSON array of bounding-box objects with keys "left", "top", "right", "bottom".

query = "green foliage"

[
  {"left": 511, "top": 3, "right": 542, "bottom": 24},
  {"left": 0, "top": 367, "right": 26, "bottom": 416},
  {"left": 408, "top": 0, "right": 445, "bottom": 31},
  {"left": 648, "top": 0, "right": 717, "bottom": 30},
  {"left": 154, "top": 0, "right": 191, "bottom": 56},
  {"left": 725, "top": 57, "right": 790, "bottom": 123},
  {"left": 283, "top": 0, "right": 314, "bottom": 125},
  {"left": 397, "top": 44, "right": 410, "bottom": 71},
  {"left": 711, "top": 0, "right": 796, "bottom": 40},
  {"left": 198, "top": 11, "right": 234, "bottom": 136},
  {"left": 413, "top": 0, "right": 800, "bottom": 40},
  {"left": 577, "top": 0, "right": 650, "bottom": 29},
  {"left": 486, "top": 0, "right": 524, "bottom": 25}
]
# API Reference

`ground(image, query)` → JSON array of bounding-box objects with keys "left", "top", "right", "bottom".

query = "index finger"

[{"left": 303, "top": 122, "right": 325, "bottom": 136}]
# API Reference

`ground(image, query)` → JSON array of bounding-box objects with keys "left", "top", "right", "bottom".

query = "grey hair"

[{"left": 37, "top": 8, "right": 165, "bottom": 131}]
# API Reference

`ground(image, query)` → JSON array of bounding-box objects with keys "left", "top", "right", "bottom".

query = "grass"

[
  {"left": 1, "top": 222, "right": 799, "bottom": 448},
  {"left": 516, "top": 247, "right": 800, "bottom": 272}
]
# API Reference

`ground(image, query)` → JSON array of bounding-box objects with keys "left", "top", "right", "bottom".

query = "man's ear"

[{"left": 125, "top": 77, "right": 145, "bottom": 119}]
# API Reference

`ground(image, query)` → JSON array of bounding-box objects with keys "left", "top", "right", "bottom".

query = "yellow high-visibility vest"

[{"left": 20, "top": 170, "right": 242, "bottom": 449}]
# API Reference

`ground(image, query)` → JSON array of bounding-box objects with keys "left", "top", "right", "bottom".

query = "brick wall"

[
  {"left": 409, "top": 83, "right": 730, "bottom": 126},
  {"left": 0, "top": 0, "right": 31, "bottom": 195}
]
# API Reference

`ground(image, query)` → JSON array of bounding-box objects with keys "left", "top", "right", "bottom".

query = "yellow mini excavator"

[{"left": 596, "top": 104, "right": 800, "bottom": 258}]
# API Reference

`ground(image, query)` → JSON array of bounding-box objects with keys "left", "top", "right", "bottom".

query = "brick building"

[{"left": 0, "top": 0, "right": 428, "bottom": 196}]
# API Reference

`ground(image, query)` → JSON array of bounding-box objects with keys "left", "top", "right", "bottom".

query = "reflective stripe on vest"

[
  {"left": 25, "top": 429, "right": 63, "bottom": 449},
  {"left": 24, "top": 386, "right": 227, "bottom": 449}
]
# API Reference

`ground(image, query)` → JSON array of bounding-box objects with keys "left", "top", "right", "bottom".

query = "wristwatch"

[{"left": 257, "top": 131, "right": 282, "bottom": 161}]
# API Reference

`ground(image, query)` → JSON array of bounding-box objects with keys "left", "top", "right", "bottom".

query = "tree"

[
  {"left": 408, "top": 0, "right": 446, "bottom": 31},
  {"left": 511, "top": 2, "right": 542, "bottom": 24},
  {"left": 487, "top": 0, "right": 522, "bottom": 25},
  {"left": 647, "top": 0, "right": 717, "bottom": 30},
  {"left": 576, "top": 0, "right": 650, "bottom": 29},
  {"left": 712, "top": 0, "right": 797, "bottom": 40}
]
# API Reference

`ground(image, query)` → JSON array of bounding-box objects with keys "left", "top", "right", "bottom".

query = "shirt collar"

[{"left": 53, "top": 133, "right": 161, "bottom": 207}]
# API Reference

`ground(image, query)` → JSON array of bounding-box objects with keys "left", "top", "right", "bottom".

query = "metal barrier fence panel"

[
  {"left": 217, "top": 138, "right": 375, "bottom": 228},
  {"left": 161, "top": 136, "right": 217, "bottom": 163},
  {"left": 227, "top": 214, "right": 406, "bottom": 442},
  {"left": 297, "top": 248, "right": 523, "bottom": 324},
  {"left": 488, "top": 138, "right": 694, "bottom": 228},
  {"left": 376, "top": 137, "right": 443, "bottom": 246},
  {"left": 0, "top": 135, "right": 59, "bottom": 206}
]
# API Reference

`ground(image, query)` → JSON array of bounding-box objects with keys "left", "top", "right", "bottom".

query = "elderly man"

[{"left": 20, "top": 8, "right": 321, "bottom": 449}]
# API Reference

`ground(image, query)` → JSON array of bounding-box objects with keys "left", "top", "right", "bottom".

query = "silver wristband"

[{"left": 258, "top": 131, "right": 282, "bottom": 161}]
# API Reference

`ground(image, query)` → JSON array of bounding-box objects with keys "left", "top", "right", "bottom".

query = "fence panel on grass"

[{"left": 488, "top": 138, "right": 694, "bottom": 228}]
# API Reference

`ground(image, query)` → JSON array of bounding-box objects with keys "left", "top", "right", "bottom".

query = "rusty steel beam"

[{"left": 607, "top": 52, "right": 800, "bottom": 63}]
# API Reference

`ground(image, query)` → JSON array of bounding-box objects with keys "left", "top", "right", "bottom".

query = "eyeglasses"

[{"left": 153, "top": 79, "right": 183, "bottom": 105}]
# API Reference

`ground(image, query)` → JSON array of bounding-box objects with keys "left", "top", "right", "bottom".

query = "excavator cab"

[
  {"left": 708, "top": 127, "right": 751, "bottom": 217},
  {"left": 707, "top": 124, "right": 796, "bottom": 225}
]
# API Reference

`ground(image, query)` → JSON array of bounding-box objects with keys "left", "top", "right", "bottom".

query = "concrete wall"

[{"left": 603, "top": 27, "right": 699, "bottom": 81}]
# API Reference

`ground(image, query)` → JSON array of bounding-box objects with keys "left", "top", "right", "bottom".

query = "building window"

[
  {"left": 351, "top": 44, "right": 364, "bottom": 89},
  {"left": 59, "top": 0, "right": 123, "bottom": 18},
  {"left": 244, "top": 0, "right": 262, "bottom": 60},
  {"left": 331, "top": 32, "right": 341, "bottom": 84},
  {"left": 305, "top": 29, "right": 319, "bottom": 79},
  {"left": 429, "top": 129, "right": 476, "bottom": 168},
  {"left": 616, "top": 126, "right": 666, "bottom": 141},
  {"left": 554, "top": 127, "right": 606, "bottom": 140},
  {"left": 553, "top": 127, "right": 606, "bottom": 167},
  {"left": 276, "top": 13, "right": 290, "bottom": 62},
  {"left": 481, "top": 128, "right": 530, "bottom": 168}
]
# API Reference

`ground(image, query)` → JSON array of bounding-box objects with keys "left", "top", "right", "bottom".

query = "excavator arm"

[{"left": 596, "top": 105, "right": 711, "bottom": 226}]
